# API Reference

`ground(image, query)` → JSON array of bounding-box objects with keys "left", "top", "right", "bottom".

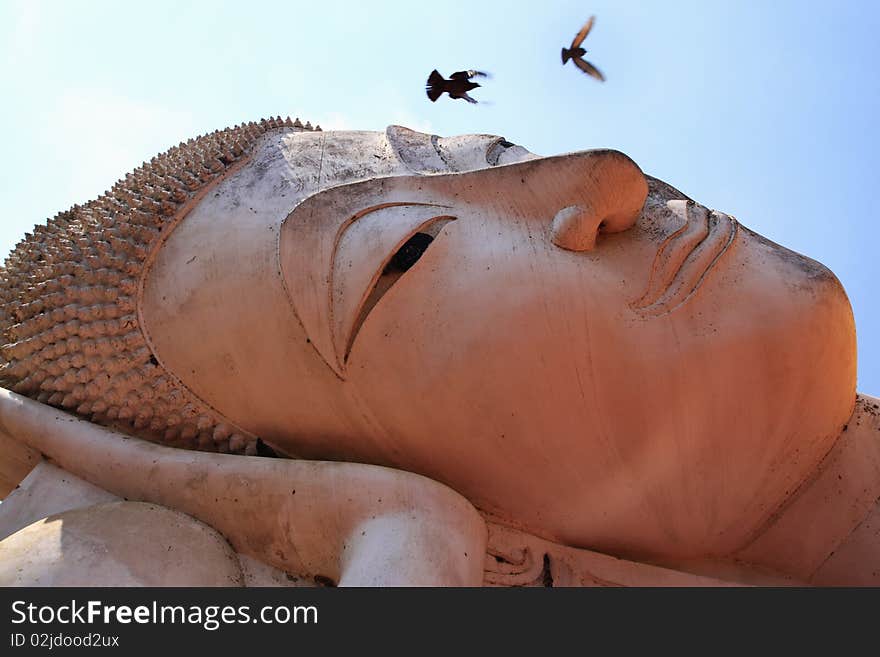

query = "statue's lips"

[{"left": 631, "top": 201, "right": 738, "bottom": 316}]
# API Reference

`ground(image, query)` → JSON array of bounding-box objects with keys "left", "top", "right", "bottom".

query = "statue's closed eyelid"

[
  {"left": 331, "top": 207, "right": 456, "bottom": 370},
  {"left": 281, "top": 193, "right": 457, "bottom": 378}
]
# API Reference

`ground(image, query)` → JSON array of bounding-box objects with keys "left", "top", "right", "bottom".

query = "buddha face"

[{"left": 146, "top": 126, "right": 858, "bottom": 561}]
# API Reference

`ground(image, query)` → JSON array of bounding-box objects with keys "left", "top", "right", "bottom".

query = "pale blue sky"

[{"left": 1, "top": 0, "right": 878, "bottom": 392}]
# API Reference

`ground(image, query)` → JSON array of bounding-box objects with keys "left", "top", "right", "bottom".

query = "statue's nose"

[{"left": 548, "top": 150, "right": 648, "bottom": 252}]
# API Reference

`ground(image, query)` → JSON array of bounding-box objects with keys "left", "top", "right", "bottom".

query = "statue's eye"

[
  {"left": 329, "top": 209, "right": 455, "bottom": 370},
  {"left": 386, "top": 232, "right": 434, "bottom": 273},
  {"left": 344, "top": 217, "right": 452, "bottom": 365},
  {"left": 281, "top": 198, "right": 455, "bottom": 376}
]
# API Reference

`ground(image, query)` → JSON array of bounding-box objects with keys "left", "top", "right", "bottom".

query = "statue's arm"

[
  {"left": 0, "top": 388, "right": 487, "bottom": 586},
  {"left": 0, "top": 427, "right": 39, "bottom": 498}
]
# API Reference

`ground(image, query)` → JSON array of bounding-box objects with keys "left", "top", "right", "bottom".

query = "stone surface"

[
  {"left": 0, "top": 501, "right": 243, "bottom": 586},
  {"left": 0, "top": 460, "right": 119, "bottom": 540},
  {"left": 483, "top": 521, "right": 764, "bottom": 587},
  {"left": 736, "top": 393, "right": 880, "bottom": 581},
  {"left": 0, "top": 429, "right": 38, "bottom": 498},
  {"left": 238, "top": 554, "right": 315, "bottom": 587}
]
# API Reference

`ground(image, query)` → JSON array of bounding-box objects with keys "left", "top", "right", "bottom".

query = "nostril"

[
  {"left": 550, "top": 205, "right": 601, "bottom": 252},
  {"left": 551, "top": 205, "right": 639, "bottom": 252},
  {"left": 550, "top": 150, "right": 648, "bottom": 250}
]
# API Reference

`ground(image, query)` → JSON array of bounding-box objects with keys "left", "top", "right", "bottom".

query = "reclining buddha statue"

[{"left": 0, "top": 116, "right": 876, "bottom": 586}]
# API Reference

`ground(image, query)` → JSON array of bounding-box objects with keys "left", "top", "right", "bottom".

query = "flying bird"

[
  {"left": 561, "top": 16, "right": 606, "bottom": 82},
  {"left": 425, "top": 69, "right": 489, "bottom": 104}
]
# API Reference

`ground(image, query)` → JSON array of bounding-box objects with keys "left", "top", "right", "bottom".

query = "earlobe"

[{"left": 386, "top": 125, "right": 447, "bottom": 174}]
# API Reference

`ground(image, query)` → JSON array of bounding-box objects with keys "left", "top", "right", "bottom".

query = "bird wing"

[
  {"left": 451, "top": 70, "right": 488, "bottom": 80},
  {"left": 572, "top": 56, "right": 605, "bottom": 81},
  {"left": 570, "top": 15, "right": 595, "bottom": 49}
]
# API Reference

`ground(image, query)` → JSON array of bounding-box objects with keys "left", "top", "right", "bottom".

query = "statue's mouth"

[{"left": 631, "top": 200, "right": 737, "bottom": 316}]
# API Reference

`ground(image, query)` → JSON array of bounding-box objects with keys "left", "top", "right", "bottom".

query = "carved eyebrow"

[
  {"left": 342, "top": 202, "right": 447, "bottom": 225},
  {"left": 329, "top": 203, "right": 456, "bottom": 369},
  {"left": 329, "top": 202, "right": 452, "bottom": 284}
]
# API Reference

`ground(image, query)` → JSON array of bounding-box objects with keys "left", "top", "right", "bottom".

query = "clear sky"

[{"left": 1, "top": 0, "right": 878, "bottom": 393}]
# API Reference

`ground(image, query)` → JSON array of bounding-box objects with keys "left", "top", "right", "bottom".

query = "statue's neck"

[{"left": 732, "top": 393, "right": 880, "bottom": 585}]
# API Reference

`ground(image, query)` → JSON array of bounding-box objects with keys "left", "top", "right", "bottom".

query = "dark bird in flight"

[
  {"left": 561, "top": 16, "right": 606, "bottom": 82},
  {"left": 425, "top": 69, "right": 489, "bottom": 104}
]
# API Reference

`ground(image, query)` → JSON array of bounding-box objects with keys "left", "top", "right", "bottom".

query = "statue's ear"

[
  {"left": 386, "top": 125, "right": 530, "bottom": 173},
  {"left": 280, "top": 149, "right": 647, "bottom": 375},
  {"left": 386, "top": 125, "right": 448, "bottom": 174}
]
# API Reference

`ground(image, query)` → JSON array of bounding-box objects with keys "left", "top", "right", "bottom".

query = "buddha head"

[{"left": 142, "top": 125, "right": 857, "bottom": 562}]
